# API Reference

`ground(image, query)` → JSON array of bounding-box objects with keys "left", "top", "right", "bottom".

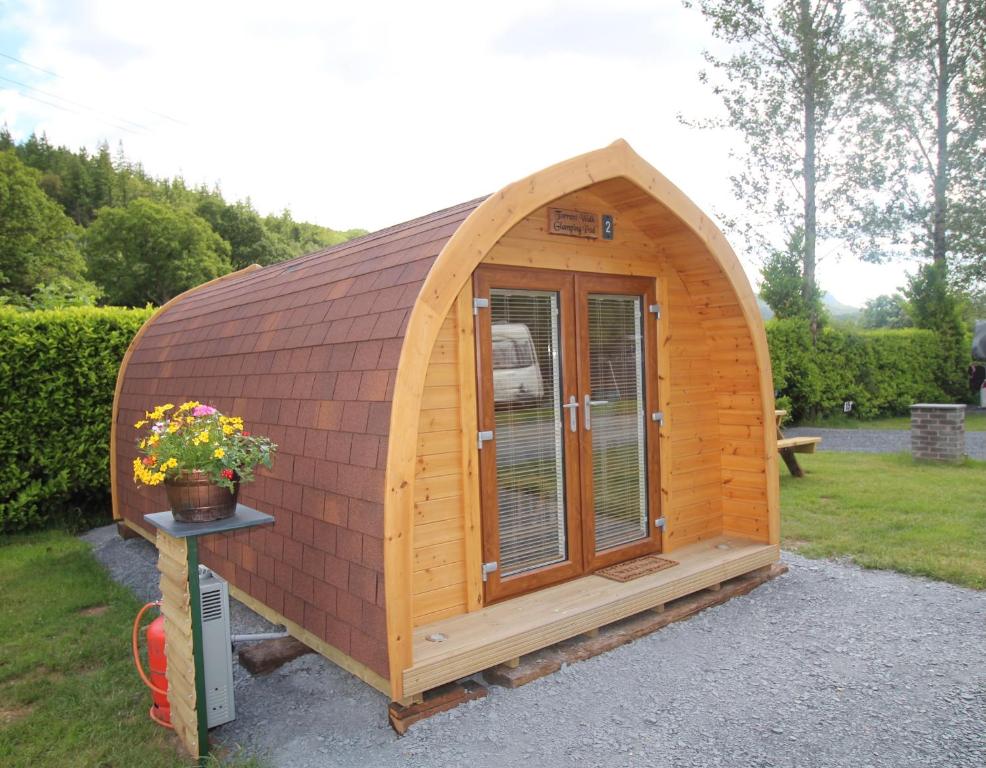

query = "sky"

[{"left": 0, "top": 0, "right": 914, "bottom": 307}]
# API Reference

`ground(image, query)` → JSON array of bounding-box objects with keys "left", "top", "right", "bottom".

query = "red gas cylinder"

[
  {"left": 146, "top": 615, "right": 171, "bottom": 726},
  {"left": 133, "top": 602, "right": 172, "bottom": 729}
]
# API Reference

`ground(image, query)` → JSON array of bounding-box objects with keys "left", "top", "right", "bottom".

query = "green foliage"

[
  {"left": 262, "top": 209, "right": 367, "bottom": 258},
  {"left": 759, "top": 228, "right": 825, "bottom": 322},
  {"left": 0, "top": 306, "right": 153, "bottom": 532},
  {"left": 0, "top": 151, "right": 87, "bottom": 298},
  {"left": 683, "top": 0, "right": 858, "bottom": 330},
  {"left": 854, "top": 1, "right": 986, "bottom": 279},
  {"left": 860, "top": 293, "right": 912, "bottom": 328},
  {"left": 0, "top": 277, "right": 104, "bottom": 311},
  {"left": 0, "top": 132, "right": 366, "bottom": 305},
  {"left": 904, "top": 261, "right": 969, "bottom": 398},
  {"left": 767, "top": 318, "right": 946, "bottom": 420},
  {"left": 195, "top": 196, "right": 292, "bottom": 268},
  {"left": 85, "top": 198, "right": 233, "bottom": 306}
]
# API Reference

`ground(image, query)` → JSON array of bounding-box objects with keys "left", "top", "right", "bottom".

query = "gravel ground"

[
  {"left": 83, "top": 525, "right": 985, "bottom": 768},
  {"left": 784, "top": 427, "right": 986, "bottom": 458}
]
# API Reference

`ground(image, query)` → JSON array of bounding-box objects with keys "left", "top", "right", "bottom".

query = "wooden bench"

[{"left": 775, "top": 410, "right": 821, "bottom": 477}]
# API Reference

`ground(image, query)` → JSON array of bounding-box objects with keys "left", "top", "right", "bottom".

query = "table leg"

[{"left": 780, "top": 448, "right": 804, "bottom": 477}]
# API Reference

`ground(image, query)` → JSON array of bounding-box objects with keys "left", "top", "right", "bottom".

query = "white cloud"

[{"left": 0, "top": 0, "right": 912, "bottom": 305}]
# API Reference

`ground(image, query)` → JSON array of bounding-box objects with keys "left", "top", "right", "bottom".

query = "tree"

[
  {"left": 17, "top": 277, "right": 103, "bottom": 310},
  {"left": 904, "top": 261, "right": 967, "bottom": 396},
  {"left": 263, "top": 209, "right": 367, "bottom": 259},
  {"left": 0, "top": 151, "right": 86, "bottom": 297},
  {"left": 759, "top": 227, "right": 825, "bottom": 321},
  {"left": 683, "top": 0, "right": 855, "bottom": 334},
  {"left": 85, "top": 198, "right": 232, "bottom": 306},
  {"left": 195, "top": 196, "right": 293, "bottom": 268},
  {"left": 859, "top": 293, "right": 912, "bottom": 328},
  {"left": 855, "top": 0, "right": 986, "bottom": 284}
]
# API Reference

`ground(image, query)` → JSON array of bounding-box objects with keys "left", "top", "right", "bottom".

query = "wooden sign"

[{"left": 547, "top": 207, "right": 598, "bottom": 238}]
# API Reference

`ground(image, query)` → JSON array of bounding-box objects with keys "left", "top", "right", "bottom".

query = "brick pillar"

[{"left": 910, "top": 404, "right": 966, "bottom": 462}]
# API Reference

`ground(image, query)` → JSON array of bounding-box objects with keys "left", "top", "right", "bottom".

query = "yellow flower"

[
  {"left": 222, "top": 425, "right": 234, "bottom": 435},
  {"left": 134, "top": 420, "right": 147, "bottom": 429},
  {"left": 178, "top": 401, "right": 200, "bottom": 413},
  {"left": 163, "top": 457, "right": 178, "bottom": 470},
  {"left": 213, "top": 448, "right": 225, "bottom": 459},
  {"left": 148, "top": 434, "right": 160, "bottom": 445},
  {"left": 167, "top": 421, "right": 180, "bottom": 433}
]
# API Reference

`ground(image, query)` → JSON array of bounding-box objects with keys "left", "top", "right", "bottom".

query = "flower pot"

[{"left": 164, "top": 470, "right": 238, "bottom": 523}]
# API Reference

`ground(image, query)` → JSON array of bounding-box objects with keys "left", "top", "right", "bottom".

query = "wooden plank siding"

[
  {"left": 604, "top": 178, "right": 770, "bottom": 545},
  {"left": 408, "top": 179, "right": 769, "bottom": 629},
  {"left": 412, "top": 312, "right": 469, "bottom": 626}
]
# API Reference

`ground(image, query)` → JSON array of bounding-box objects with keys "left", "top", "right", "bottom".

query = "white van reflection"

[{"left": 491, "top": 323, "right": 544, "bottom": 403}]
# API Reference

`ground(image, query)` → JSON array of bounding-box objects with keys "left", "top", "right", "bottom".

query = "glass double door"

[{"left": 475, "top": 266, "right": 662, "bottom": 603}]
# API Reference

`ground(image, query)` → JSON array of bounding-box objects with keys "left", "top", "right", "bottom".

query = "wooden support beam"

[
  {"left": 388, "top": 681, "right": 487, "bottom": 735},
  {"left": 483, "top": 563, "right": 787, "bottom": 690}
]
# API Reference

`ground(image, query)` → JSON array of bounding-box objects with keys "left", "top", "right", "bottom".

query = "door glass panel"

[
  {"left": 491, "top": 289, "right": 567, "bottom": 577},
  {"left": 587, "top": 294, "right": 648, "bottom": 552}
]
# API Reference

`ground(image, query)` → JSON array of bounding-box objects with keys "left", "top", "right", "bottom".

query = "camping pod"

[{"left": 112, "top": 140, "right": 780, "bottom": 703}]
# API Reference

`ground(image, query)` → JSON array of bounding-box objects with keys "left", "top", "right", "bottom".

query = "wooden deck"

[{"left": 404, "top": 535, "right": 778, "bottom": 695}]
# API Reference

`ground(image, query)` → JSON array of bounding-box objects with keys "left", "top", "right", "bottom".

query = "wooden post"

[
  {"left": 155, "top": 530, "right": 203, "bottom": 760},
  {"left": 146, "top": 505, "right": 274, "bottom": 765}
]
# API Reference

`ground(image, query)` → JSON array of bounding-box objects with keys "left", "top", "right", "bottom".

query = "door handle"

[
  {"left": 561, "top": 396, "right": 579, "bottom": 432},
  {"left": 584, "top": 396, "right": 610, "bottom": 430}
]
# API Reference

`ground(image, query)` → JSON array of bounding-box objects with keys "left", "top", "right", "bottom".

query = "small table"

[
  {"left": 774, "top": 409, "right": 821, "bottom": 477},
  {"left": 145, "top": 505, "right": 273, "bottom": 764}
]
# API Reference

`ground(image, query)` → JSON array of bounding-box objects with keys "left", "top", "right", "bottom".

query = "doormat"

[{"left": 596, "top": 555, "right": 679, "bottom": 582}]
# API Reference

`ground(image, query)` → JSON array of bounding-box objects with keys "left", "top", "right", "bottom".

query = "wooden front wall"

[{"left": 409, "top": 182, "right": 769, "bottom": 627}]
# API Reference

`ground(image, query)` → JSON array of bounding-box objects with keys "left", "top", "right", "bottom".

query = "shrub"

[
  {"left": 766, "top": 319, "right": 947, "bottom": 421},
  {"left": 0, "top": 306, "right": 152, "bottom": 532}
]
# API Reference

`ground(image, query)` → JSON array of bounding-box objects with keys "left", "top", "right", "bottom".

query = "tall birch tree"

[
  {"left": 683, "top": 0, "right": 854, "bottom": 333},
  {"left": 855, "top": 0, "right": 986, "bottom": 287}
]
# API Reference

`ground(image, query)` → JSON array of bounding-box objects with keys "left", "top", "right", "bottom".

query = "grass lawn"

[
  {"left": 794, "top": 410, "right": 986, "bottom": 431},
  {"left": 781, "top": 451, "right": 986, "bottom": 589},
  {"left": 0, "top": 531, "right": 265, "bottom": 768}
]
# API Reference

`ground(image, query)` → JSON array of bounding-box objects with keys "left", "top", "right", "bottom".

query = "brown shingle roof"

[{"left": 114, "top": 196, "right": 486, "bottom": 678}]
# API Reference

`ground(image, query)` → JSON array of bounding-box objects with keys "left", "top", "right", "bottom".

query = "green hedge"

[
  {"left": 0, "top": 306, "right": 152, "bottom": 532},
  {"left": 766, "top": 319, "right": 947, "bottom": 421}
]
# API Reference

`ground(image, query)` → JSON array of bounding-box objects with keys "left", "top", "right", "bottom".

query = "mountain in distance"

[
  {"left": 822, "top": 292, "right": 860, "bottom": 317},
  {"left": 756, "top": 293, "right": 860, "bottom": 319}
]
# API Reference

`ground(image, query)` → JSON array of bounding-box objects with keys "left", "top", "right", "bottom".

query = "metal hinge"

[
  {"left": 473, "top": 297, "right": 489, "bottom": 315},
  {"left": 648, "top": 303, "right": 661, "bottom": 318},
  {"left": 482, "top": 561, "right": 498, "bottom": 582},
  {"left": 655, "top": 518, "right": 666, "bottom": 529},
  {"left": 651, "top": 411, "right": 664, "bottom": 425},
  {"left": 477, "top": 430, "right": 494, "bottom": 450}
]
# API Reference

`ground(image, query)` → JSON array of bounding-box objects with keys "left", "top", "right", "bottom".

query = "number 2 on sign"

[{"left": 602, "top": 214, "right": 614, "bottom": 240}]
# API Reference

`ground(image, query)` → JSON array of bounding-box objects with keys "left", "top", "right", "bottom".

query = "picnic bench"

[{"left": 775, "top": 410, "right": 821, "bottom": 477}]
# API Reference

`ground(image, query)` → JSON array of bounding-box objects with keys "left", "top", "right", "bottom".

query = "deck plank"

[{"left": 404, "top": 535, "right": 778, "bottom": 694}]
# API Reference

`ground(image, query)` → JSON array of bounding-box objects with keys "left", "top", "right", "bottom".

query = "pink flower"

[{"left": 192, "top": 405, "right": 217, "bottom": 417}]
